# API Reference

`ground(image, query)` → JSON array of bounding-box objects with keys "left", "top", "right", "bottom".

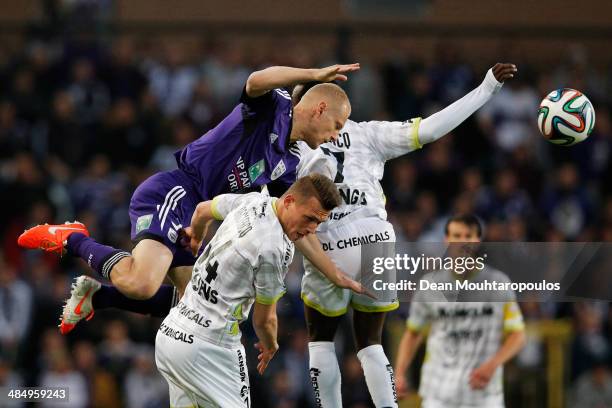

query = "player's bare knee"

[{"left": 110, "top": 268, "right": 158, "bottom": 300}]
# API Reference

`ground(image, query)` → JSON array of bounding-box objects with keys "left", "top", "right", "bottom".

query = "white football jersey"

[
  {"left": 166, "top": 193, "right": 294, "bottom": 348},
  {"left": 407, "top": 266, "right": 525, "bottom": 406},
  {"left": 297, "top": 118, "right": 421, "bottom": 228}
]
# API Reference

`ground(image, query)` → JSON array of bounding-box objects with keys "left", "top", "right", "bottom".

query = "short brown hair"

[
  {"left": 444, "top": 214, "right": 483, "bottom": 238},
  {"left": 285, "top": 174, "right": 341, "bottom": 211}
]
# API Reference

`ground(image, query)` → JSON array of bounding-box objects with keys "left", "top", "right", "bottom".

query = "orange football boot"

[{"left": 18, "top": 221, "right": 89, "bottom": 255}]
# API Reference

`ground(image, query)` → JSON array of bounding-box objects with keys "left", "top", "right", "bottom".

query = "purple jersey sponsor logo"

[{"left": 228, "top": 156, "right": 252, "bottom": 192}]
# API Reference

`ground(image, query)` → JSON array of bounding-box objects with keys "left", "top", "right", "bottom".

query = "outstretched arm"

[
  {"left": 245, "top": 64, "right": 360, "bottom": 97},
  {"left": 296, "top": 233, "right": 374, "bottom": 297},
  {"left": 418, "top": 63, "right": 517, "bottom": 145}
]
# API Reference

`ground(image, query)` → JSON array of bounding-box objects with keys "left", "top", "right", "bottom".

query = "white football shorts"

[
  {"left": 301, "top": 215, "right": 398, "bottom": 316},
  {"left": 155, "top": 322, "right": 250, "bottom": 408}
]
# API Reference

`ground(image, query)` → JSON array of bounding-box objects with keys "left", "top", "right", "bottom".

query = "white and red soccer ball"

[{"left": 537, "top": 88, "right": 595, "bottom": 146}]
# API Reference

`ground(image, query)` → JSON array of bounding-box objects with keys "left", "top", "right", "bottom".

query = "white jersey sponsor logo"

[{"left": 165, "top": 194, "right": 293, "bottom": 348}]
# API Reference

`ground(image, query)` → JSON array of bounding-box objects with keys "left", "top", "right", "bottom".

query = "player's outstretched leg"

[
  {"left": 304, "top": 305, "right": 343, "bottom": 407},
  {"left": 19, "top": 223, "right": 173, "bottom": 300},
  {"left": 59, "top": 276, "right": 179, "bottom": 334},
  {"left": 353, "top": 310, "right": 398, "bottom": 408}
]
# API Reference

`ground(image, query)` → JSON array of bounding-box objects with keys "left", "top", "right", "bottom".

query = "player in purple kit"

[{"left": 18, "top": 63, "right": 362, "bottom": 333}]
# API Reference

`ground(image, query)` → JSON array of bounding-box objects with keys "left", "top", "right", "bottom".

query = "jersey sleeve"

[
  {"left": 254, "top": 248, "right": 287, "bottom": 305},
  {"left": 210, "top": 193, "right": 260, "bottom": 220},
  {"left": 502, "top": 301, "right": 525, "bottom": 333},
  {"left": 363, "top": 118, "right": 422, "bottom": 162},
  {"left": 240, "top": 86, "right": 292, "bottom": 115}
]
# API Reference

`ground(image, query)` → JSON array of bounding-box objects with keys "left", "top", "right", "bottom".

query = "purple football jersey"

[{"left": 174, "top": 87, "right": 300, "bottom": 200}]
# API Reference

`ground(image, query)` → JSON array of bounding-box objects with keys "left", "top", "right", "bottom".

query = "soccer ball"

[{"left": 537, "top": 88, "right": 595, "bottom": 146}]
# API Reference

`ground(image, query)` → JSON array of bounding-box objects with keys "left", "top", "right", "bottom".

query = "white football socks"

[
  {"left": 357, "top": 344, "right": 398, "bottom": 408},
  {"left": 308, "top": 341, "right": 342, "bottom": 408}
]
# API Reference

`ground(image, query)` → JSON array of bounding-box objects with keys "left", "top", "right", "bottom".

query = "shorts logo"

[
  {"left": 271, "top": 159, "right": 286, "bottom": 181},
  {"left": 269, "top": 132, "right": 279, "bottom": 144},
  {"left": 158, "top": 322, "right": 194, "bottom": 344},
  {"left": 136, "top": 214, "right": 153, "bottom": 233},
  {"left": 248, "top": 159, "right": 265, "bottom": 183},
  {"left": 167, "top": 228, "right": 178, "bottom": 243}
]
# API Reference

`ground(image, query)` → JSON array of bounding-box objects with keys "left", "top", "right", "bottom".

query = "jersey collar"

[{"left": 271, "top": 198, "right": 279, "bottom": 217}]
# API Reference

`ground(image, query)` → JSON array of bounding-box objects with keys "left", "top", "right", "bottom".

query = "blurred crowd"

[{"left": 1, "top": 23, "right": 612, "bottom": 408}]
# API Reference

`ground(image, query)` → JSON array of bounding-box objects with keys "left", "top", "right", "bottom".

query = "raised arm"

[
  {"left": 417, "top": 63, "right": 516, "bottom": 145},
  {"left": 245, "top": 64, "right": 360, "bottom": 98},
  {"left": 365, "top": 63, "right": 517, "bottom": 162}
]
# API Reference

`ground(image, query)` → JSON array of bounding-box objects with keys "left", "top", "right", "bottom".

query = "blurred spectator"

[
  {"left": 386, "top": 159, "right": 417, "bottom": 211},
  {"left": 416, "top": 138, "right": 459, "bottom": 213},
  {"left": 101, "top": 38, "right": 148, "bottom": 102},
  {"left": 149, "top": 118, "right": 197, "bottom": 172},
  {"left": 45, "top": 90, "right": 88, "bottom": 168},
  {"left": 39, "top": 349, "right": 88, "bottom": 408},
  {"left": 346, "top": 63, "right": 384, "bottom": 121},
  {"left": 0, "top": 357, "right": 23, "bottom": 407},
  {"left": 477, "top": 74, "right": 540, "bottom": 152},
  {"left": 66, "top": 58, "right": 110, "bottom": 126},
  {"left": 0, "top": 256, "right": 32, "bottom": 361},
  {"left": 281, "top": 327, "right": 311, "bottom": 403},
  {"left": 98, "top": 320, "right": 137, "bottom": 381},
  {"left": 476, "top": 168, "right": 533, "bottom": 221},
  {"left": 0, "top": 101, "right": 30, "bottom": 160},
  {"left": 70, "top": 154, "right": 130, "bottom": 236},
  {"left": 9, "top": 68, "right": 45, "bottom": 123},
  {"left": 429, "top": 42, "right": 474, "bottom": 105},
  {"left": 146, "top": 43, "right": 198, "bottom": 117},
  {"left": 73, "top": 341, "right": 121, "bottom": 408},
  {"left": 541, "top": 163, "right": 595, "bottom": 239},
  {"left": 98, "top": 98, "right": 153, "bottom": 168},
  {"left": 186, "top": 79, "right": 220, "bottom": 132},
  {"left": 200, "top": 42, "right": 250, "bottom": 112},
  {"left": 569, "top": 362, "right": 612, "bottom": 408},
  {"left": 124, "top": 346, "right": 168, "bottom": 408},
  {"left": 571, "top": 303, "right": 611, "bottom": 380}
]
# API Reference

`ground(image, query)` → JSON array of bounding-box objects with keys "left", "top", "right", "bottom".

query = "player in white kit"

[
  {"left": 394, "top": 215, "right": 526, "bottom": 408},
  {"left": 155, "top": 174, "right": 341, "bottom": 407},
  {"left": 294, "top": 63, "right": 518, "bottom": 407}
]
